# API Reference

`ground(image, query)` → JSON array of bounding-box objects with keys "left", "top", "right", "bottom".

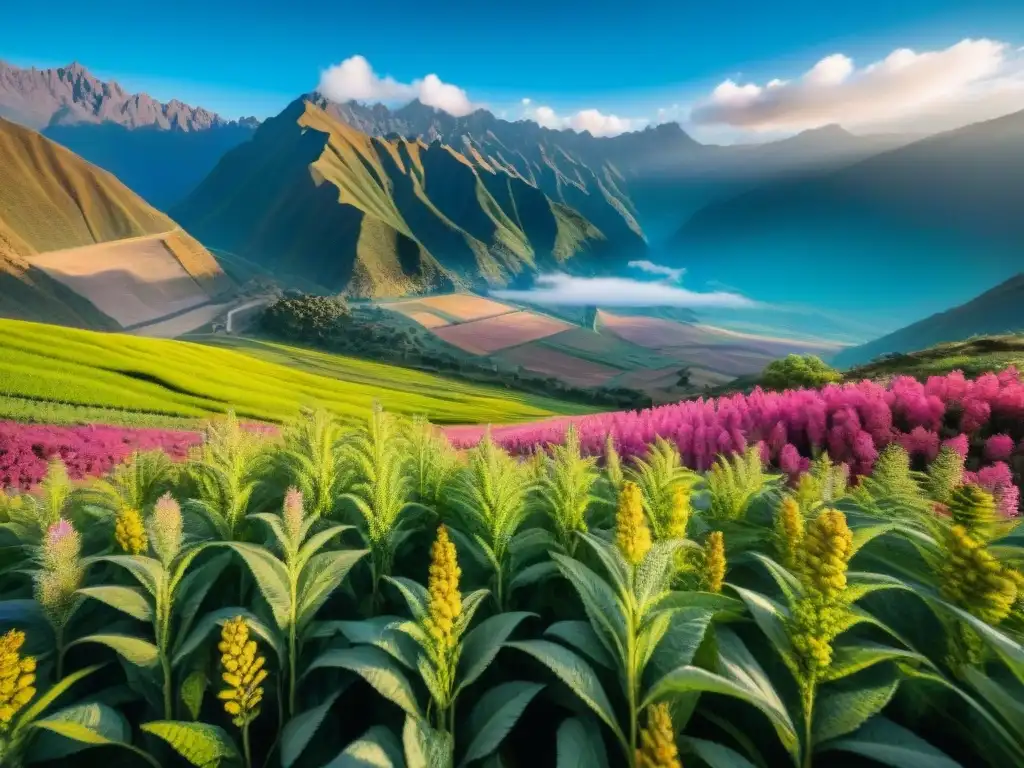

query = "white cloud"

[
  {"left": 521, "top": 103, "right": 646, "bottom": 137},
  {"left": 492, "top": 273, "right": 755, "bottom": 308},
  {"left": 628, "top": 260, "right": 686, "bottom": 282},
  {"left": 691, "top": 38, "right": 1024, "bottom": 133},
  {"left": 318, "top": 55, "right": 476, "bottom": 116}
]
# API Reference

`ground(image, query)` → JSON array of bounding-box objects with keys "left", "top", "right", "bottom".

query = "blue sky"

[{"left": 4, "top": 0, "right": 1024, "bottom": 138}]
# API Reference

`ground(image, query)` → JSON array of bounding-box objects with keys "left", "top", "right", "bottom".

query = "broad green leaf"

[
  {"left": 577, "top": 532, "right": 630, "bottom": 598},
  {"left": 386, "top": 577, "right": 430, "bottom": 623},
  {"left": 644, "top": 609, "right": 714, "bottom": 690},
  {"left": 180, "top": 670, "right": 208, "bottom": 721},
  {"left": 174, "top": 552, "right": 233, "bottom": 642},
  {"left": 509, "top": 561, "right": 558, "bottom": 593},
  {"left": 142, "top": 720, "right": 240, "bottom": 767},
  {"left": 296, "top": 524, "right": 355, "bottom": 570},
  {"left": 172, "top": 606, "right": 283, "bottom": 665},
  {"left": 556, "top": 716, "right": 609, "bottom": 768},
  {"left": 714, "top": 627, "right": 794, "bottom": 740},
  {"left": 849, "top": 523, "right": 899, "bottom": 555},
  {"left": 507, "top": 639, "right": 625, "bottom": 746},
  {"left": 821, "top": 716, "right": 962, "bottom": 768},
  {"left": 652, "top": 591, "right": 746, "bottom": 619},
  {"left": 550, "top": 553, "right": 626, "bottom": 660},
  {"left": 306, "top": 645, "right": 422, "bottom": 717},
  {"left": 455, "top": 589, "right": 492, "bottom": 637},
  {"left": 812, "top": 664, "right": 900, "bottom": 745},
  {"left": 458, "top": 611, "right": 535, "bottom": 692},
  {"left": 324, "top": 724, "right": 403, "bottom": 767},
  {"left": 16, "top": 664, "right": 103, "bottom": 727},
  {"left": 337, "top": 616, "right": 421, "bottom": 668},
  {"left": 249, "top": 512, "right": 289, "bottom": 550},
  {"left": 746, "top": 552, "right": 802, "bottom": 605},
  {"left": 681, "top": 737, "right": 759, "bottom": 768},
  {"left": 824, "top": 642, "right": 930, "bottom": 683},
  {"left": 87, "top": 554, "right": 164, "bottom": 597},
  {"left": 33, "top": 703, "right": 159, "bottom": 767},
  {"left": 297, "top": 549, "right": 368, "bottom": 629},
  {"left": 77, "top": 586, "right": 152, "bottom": 622},
  {"left": 545, "top": 621, "right": 615, "bottom": 669},
  {"left": 962, "top": 667, "right": 1024, "bottom": 743},
  {"left": 641, "top": 665, "right": 798, "bottom": 760},
  {"left": 461, "top": 681, "right": 544, "bottom": 766},
  {"left": 69, "top": 634, "right": 159, "bottom": 669},
  {"left": 219, "top": 542, "right": 292, "bottom": 630},
  {"left": 282, "top": 690, "right": 344, "bottom": 768},
  {"left": 448, "top": 526, "right": 493, "bottom": 570},
  {"left": 729, "top": 585, "right": 797, "bottom": 677},
  {"left": 929, "top": 598, "right": 1024, "bottom": 684},
  {"left": 403, "top": 715, "right": 454, "bottom": 768},
  {"left": 844, "top": 572, "right": 916, "bottom": 603}
]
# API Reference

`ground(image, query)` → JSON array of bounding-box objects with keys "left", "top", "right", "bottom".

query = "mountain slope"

[
  {"left": 671, "top": 109, "right": 1024, "bottom": 330},
  {"left": 0, "top": 117, "right": 229, "bottom": 328},
  {"left": 833, "top": 273, "right": 1024, "bottom": 368},
  {"left": 0, "top": 61, "right": 258, "bottom": 208},
  {"left": 174, "top": 99, "right": 641, "bottom": 296}
]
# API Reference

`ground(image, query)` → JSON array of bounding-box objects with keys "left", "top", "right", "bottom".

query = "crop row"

[{"left": 0, "top": 407, "right": 1021, "bottom": 767}]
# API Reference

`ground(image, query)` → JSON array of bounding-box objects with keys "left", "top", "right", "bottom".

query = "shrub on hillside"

[
  {"left": 761, "top": 353, "right": 843, "bottom": 390},
  {"left": 260, "top": 294, "right": 350, "bottom": 341}
]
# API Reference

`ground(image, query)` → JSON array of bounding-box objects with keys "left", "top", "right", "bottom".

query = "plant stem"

[
  {"left": 242, "top": 721, "right": 252, "bottom": 768},
  {"left": 54, "top": 623, "right": 64, "bottom": 681},
  {"left": 288, "top": 574, "right": 299, "bottom": 717},
  {"left": 495, "top": 564, "right": 505, "bottom": 611},
  {"left": 159, "top": 589, "right": 173, "bottom": 719},
  {"left": 801, "top": 679, "right": 816, "bottom": 768},
  {"left": 625, "top": 596, "right": 638, "bottom": 768}
]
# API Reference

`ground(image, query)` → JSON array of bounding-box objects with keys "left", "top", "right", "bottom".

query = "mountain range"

[
  {"left": 0, "top": 61, "right": 259, "bottom": 208},
  {"left": 0, "top": 116, "right": 228, "bottom": 329},
  {"left": 832, "top": 272, "right": 1024, "bottom": 368},
  {"left": 669, "top": 108, "right": 1024, "bottom": 331}
]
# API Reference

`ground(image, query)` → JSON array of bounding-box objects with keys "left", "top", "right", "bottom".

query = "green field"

[
  {"left": 0, "top": 319, "right": 593, "bottom": 427},
  {"left": 845, "top": 334, "right": 1024, "bottom": 380}
]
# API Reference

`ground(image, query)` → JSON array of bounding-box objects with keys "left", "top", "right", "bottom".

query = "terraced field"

[{"left": 0, "top": 319, "right": 590, "bottom": 427}]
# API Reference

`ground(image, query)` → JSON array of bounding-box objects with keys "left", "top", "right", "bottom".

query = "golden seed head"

[
  {"left": 775, "top": 496, "right": 805, "bottom": 573},
  {"left": 0, "top": 630, "right": 36, "bottom": 731},
  {"left": 217, "top": 617, "right": 266, "bottom": 727},
  {"left": 940, "top": 525, "right": 1019, "bottom": 626},
  {"left": 114, "top": 508, "right": 148, "bottom": 555},
  {"left": 703, "top": 531, "right": 726, "bottom": 594},
  {"left": 616, "top": 481, "right": 652, "bottom": 565},
  {"left": 665, "top": 486, "right": 691, "bottom": 540},
  {"left": 949, "top": 485, "right": 1000, "bottom": 541},
  {"left": 802, "top": 509, "right": 853, "bottom": 601},
  {"left": 423, "top": 526, "right": 462, "bottom": 651},
  {"left": 635, "top": 703, "right": 681, "bottom": 768},
  {"left": 149, "top": 493, "right": 183, "bottom": 567}
]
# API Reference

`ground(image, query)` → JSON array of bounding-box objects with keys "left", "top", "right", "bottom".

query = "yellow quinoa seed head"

[
  {"left": 703, "top": 531, "right": 726, "bottom": 594},
  {"left": 114, "top": 508, "right": 148, "bottom": 555},
  {"left": 424, "top": 525, "right": 462, "bottom": 651},
  {"left": 803, "top": 509, "right": 853, "bottom": 600},
  {"left": 0, "top": 629, "right": 36, "bottom": 731},
  {"left": 218, "top": 617, "right": 266, "bottom": 727},
  {"left": 665, "top": 486, "right": 691, "bottom": 540},
  {"left": 616, "top": 481, "right": 652, "bottom": 565},
  {"left": 941, "top": 525, "right": 1019, "bottom": 625},
  {"left": 635, "top": 703, "right": 682, "bottom": 768},
  {"left": 775, "top": 496, "right": 805, "bottom": 572}
]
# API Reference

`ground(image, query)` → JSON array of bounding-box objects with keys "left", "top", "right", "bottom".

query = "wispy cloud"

[
  {"left": 690, "top": 38, "right": 1024, "bottom": 133},
  {"left": 628, "top": 260, "right": 686, "bottom": 282},
  {"left": 492, "top": 273, "right": 755, "bottom": 308},
  {"left": 520, "top": 102, "right": 647, "bottom": 137},
  {"left": 318, "top": 55, "right": 475, "bottom": 117}
]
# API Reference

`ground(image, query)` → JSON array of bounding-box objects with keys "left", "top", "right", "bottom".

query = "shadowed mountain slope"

[
  {"left": 173, "top": 99, "right": 640, "bottom": 296},
  {"left": 833, "top": 273, "right": 1024, "bottom": 368},
  {"left": 670, "top": 109, "right": 1024, "bottom": 330},
  {"left": 0, "top": 117, "right": 229, "bottom": 328}
]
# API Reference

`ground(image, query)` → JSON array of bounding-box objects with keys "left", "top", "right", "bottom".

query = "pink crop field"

[
  {"left": 0, "top": 421, "right": 204, "bottom": 490},
  {"left": 447, "top": 368, "right": 1024, "bottom": 515}
]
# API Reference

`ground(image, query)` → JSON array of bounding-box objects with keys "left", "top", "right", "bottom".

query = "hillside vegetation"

[
  {"left": 173, "top": 99, "right": 642, "bottom": 296},
  {"left": 845, "top": 334, "right": 1024, "bottom": 381},
  {"left": 0, "top": 318, "right": 587, "bottom": 426},
  {"left": 0, "top": 117, "right": 229, "bottom": 327}
]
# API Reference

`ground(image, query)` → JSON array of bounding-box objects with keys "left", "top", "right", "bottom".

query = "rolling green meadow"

[{"left": 0, "top": 319, "right": 592, "bottom": 427}]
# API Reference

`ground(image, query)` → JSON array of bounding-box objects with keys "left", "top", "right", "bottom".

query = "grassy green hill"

[
  {"left": 843, "top": 334, "right": 1024, "bottom": 381},
  {"left": 0, "top": 116, "right": 229, "bottom": 328},
  {"left": 173, "top": 99, "right": 643, "bottom": 296},
  {"left": 833, "top": 273, "right": 1024, "bottom": 368},
  {"left": 0, "top": 319, "right": 591, "bottom": 427}
]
